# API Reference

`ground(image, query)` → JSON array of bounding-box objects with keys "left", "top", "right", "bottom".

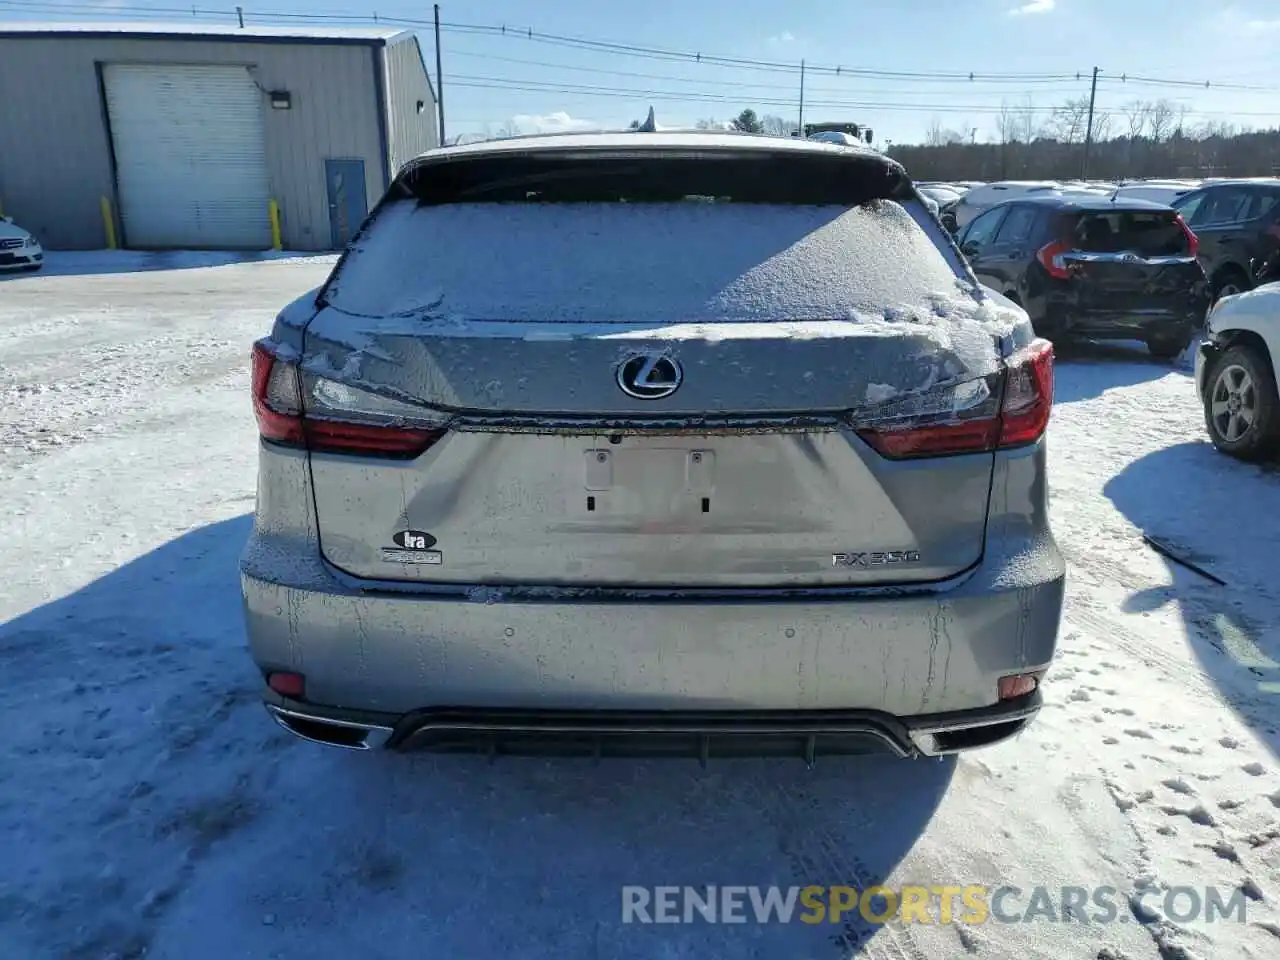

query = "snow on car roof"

[{"left": 0, "top": 20, "right": 408, "bottom": 42}]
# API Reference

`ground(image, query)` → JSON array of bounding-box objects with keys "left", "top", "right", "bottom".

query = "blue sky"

[{"left": 4, "top": 0, "right": 1280, "bottom": 144}]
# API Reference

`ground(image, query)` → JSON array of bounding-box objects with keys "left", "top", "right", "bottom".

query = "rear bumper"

[
  {"left": 243, "top": 543, "right": 1064, "bottom": 739},
  {"left": 241, "top": 439, "right": 1065, "bottom": 754},
  {"left": 1039, "top": 309, "right": 1203, "bottom": 340},
  {"left": 262, "top": 690, "right": 1045, "bottom": 761}
]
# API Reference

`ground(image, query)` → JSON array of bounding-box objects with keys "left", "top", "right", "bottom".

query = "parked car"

[
  {"left": 0, "top": 215, "right": 43, "bottom": 272},
  {"left": 1171, "top": 179, "right": 1280, "bottom": 299},
  {"left": 1196, "top": 278, "right": 1280, "bottom": 461},
  {"left": 956, "top": 195, "right": 1210, "bottom": 359},
  {"left": 1111, "top": 181, "right": 1199, "bottom": 208},
  {"left": 951, "top": 181, "right": 1063, "bottom": 229},
  {"left": 241, "top": 132, "right": 1063, "bottom": 760}
]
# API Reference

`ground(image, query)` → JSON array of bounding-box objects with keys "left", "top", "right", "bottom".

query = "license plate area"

[{"left": 582, "top": 446, "right": 715, "bottom": 521}]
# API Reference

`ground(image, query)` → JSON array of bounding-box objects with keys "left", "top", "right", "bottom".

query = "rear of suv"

[
  {"left": 1171, "top": 180, "right": 1280, "bottom": 299},
  {"left": 958, "top": 196, "right": 1209, "bottom": 359},
  {"left": 241, "top": 132, "right": 1065, "bottom": 762}
]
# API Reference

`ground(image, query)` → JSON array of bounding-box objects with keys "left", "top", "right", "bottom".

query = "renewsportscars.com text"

[{"left": 621, "top": 885, "right": 1250, "bottom": 925}]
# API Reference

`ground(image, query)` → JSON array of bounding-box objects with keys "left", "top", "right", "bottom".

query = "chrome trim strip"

[{"left": 265, "top": 703, "right": 395, "bottom": 750}]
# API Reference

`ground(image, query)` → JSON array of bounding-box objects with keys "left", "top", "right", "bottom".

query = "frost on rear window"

[{"left": 322, "top": 198, "right": 967, "bottom": 324}]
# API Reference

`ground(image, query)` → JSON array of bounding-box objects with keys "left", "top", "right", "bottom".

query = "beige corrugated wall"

[
  {"left": 0, "top": 34, "right": 387, "bottom": 250},
  {"left": 382, "top": 34, "right": 439, "bottom": 178}
]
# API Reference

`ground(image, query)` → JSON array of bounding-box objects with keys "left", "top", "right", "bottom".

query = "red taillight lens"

[
  {"left": 305, "top": 419, "right": 446, "bottom": 457},
  {"left": 998, "top": 338, "right": 1054, "bottom": 448},
  {"left": 1176, "top": 214, "right": 1199, "bottom": 258},
  {"left": 859, "top": 418, "right": 1000, "bottom": 459},
  {"left": 1035, "top": 240, "right": 1072, "bottom": 280},
  {"left": 251, "top": 341, "right": 305, "bottom": 445},
  {"left": 855, "top": 338, "right": 1054, "bottom": 459},
  {"left": 251, "top": 340, "right": 448, "bottom": 459}
]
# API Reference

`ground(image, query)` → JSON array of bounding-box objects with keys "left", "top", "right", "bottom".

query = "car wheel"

[
  {"left": 1203, "top": 344, "right": 1280, "bottom": 461},
  {"left": 1212, "top": 268, "right": 1251, "bottom": 301},
  {"left": 1146, "top": 333, "right": 1191, "bottom": 361}
]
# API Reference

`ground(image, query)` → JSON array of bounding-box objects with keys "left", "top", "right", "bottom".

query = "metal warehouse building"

[{"left": 0, "top": 22, "right": 438, "bottom": 251}]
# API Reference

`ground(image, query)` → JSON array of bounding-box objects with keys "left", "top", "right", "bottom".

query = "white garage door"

[{"left": 104, "top": 64, "right": 271, "bottom": 249}]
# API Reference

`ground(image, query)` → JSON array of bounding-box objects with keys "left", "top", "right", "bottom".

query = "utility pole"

[
  {"left": 434, "top": 4, "right": 446, "bottom": 147},
  {"left": 235, "top": 5, "right": 243, "bottom": 28},
  {"left": 1082, "top": 66, "right": 1100, "bottom": 179},
  {"left": 797, "top": 60, "right": 805, "bottom": 136}
]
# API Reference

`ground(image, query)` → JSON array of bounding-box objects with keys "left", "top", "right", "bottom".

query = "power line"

[
  {"left": 3, "top": 0, "right": 1280, "bottom": 107},
  {"left": 445, "top": 77, "right": 1280, "bottom": 119},
  {"left": 443, "top": 47, "right": 1095, "bottom": 98},
  {"left": 0, "top": 0, "right": 1084, "bottom": 80}
]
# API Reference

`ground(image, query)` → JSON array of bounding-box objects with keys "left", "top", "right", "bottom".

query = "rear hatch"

[
  {"left": 1050, "top": 207, "right": 1206, "bottom": 315},
  {"left": 295, "top": 142, "right": 1027, "bottom": 589}
]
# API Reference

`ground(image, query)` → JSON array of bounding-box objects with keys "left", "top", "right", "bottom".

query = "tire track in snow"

[{"left": 743, "top": 774, "right": 931, "bottom": 960}]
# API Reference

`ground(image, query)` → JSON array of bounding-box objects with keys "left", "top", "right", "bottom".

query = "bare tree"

[
  {"left": 1090, "top": 111, "right": 1114, "bottom": 143},
  {"left": 694, "top": 117, "right": 721, "bottom": 130},
  {"left": 996, "top": 100, "right": 1021, "bottom": 178},
  {"left": 1123, "top": 100, "right": 1149, "bottom": 141},
  {"left": 925, "top": 118, "right": 965, "bottom": 147},
  {"left": 1018, "top": 96, "right": 1038, "bottom": 145},
  {"left": 759, "top": 114, "right": 796, "bottom": 137},
  {"left": 883, "top": 102, "right": 1280, "bottom": 182},
  {"left": 1147, "top": 99, "right": 1177, "bottom": 142},
  {"left": 1173, "top": 103, "right": 1191, "bottom": 140},
  {"left": 1045, "top": 97, "right": 1091, "bottom": 144},
  {"left": 997, "top": 100, "right": 1022, "bottom": 144}
]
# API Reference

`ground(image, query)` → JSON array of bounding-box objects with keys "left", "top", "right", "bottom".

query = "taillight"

[
  {"left": 997, "top": 338, "right": 1054, "bottom": 448},
  {"left": 1035, "top": 240, "right": 1072, "bottom": 280},
  {"left": 251, "top": 340, "right": 449, "bottom": 459},
  {"left": 855, "top": 338, "right": 1054, "bottom": 459},
  {"left": 1176, "top": 214, "right": 1199, "bottom": 258},
  {"left": 251, "top": 341, "right": 304, "bottom": 445}
]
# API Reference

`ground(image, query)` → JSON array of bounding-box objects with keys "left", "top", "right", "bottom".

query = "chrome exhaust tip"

[{"left": 265, "top": 704, "right": 394, "bottom": 750}]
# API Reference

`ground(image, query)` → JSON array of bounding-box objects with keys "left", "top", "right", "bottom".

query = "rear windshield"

[
  {"left": 322, "top": 152, "right": 968, "bottom": 323},
  {"left": 1066, "top": 210, "right": 1190, "bottom": 256}
]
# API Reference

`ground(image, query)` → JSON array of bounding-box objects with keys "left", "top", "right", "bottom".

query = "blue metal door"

[{"left": 325, "top": 159, "right": 367, "bottom": 250}]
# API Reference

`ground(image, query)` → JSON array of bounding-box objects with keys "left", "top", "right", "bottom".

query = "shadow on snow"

[
  {"left": 1104, "top": 442, "right": 1280, "bottom": 760},
  {"left": 0, "top": 250, "right": 335, "bottom": 282},
  {"left": 0, "top": 515, "right": 954, "bottom": 960},
  {"left": 1053, "top": 338, "right": 1197, "bottom": 404}
]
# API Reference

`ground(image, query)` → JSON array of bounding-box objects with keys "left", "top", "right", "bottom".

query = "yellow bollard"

[
  {"left": 100, "top": 196, "right": 117, "bottom": 250},
  {"left": 268, "top": 199, "right": 282, "bottom": 251}
]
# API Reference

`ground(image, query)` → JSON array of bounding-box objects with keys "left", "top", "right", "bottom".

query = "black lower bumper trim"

[{"left": 261, "top": 692, "right": 1042, "bottom": 763}]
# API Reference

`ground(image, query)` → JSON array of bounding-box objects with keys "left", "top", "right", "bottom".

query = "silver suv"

[{"left": 241, "top": 132, "right": 1065, "bottom": 762}]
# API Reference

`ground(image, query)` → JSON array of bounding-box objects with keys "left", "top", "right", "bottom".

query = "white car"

[
  {"left": 951, "top": 181, "right": 1064, "bottom": 229},
  {"left": 1196, "top": 282, "right": 1280, "bottom": 460},
  {"left": 0, "top": 216, "right": 43, "bottom": 272}
]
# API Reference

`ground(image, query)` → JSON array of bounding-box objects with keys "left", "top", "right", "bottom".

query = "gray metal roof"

[{"left": 0, "top": 20, "right": 412, "bottom": 45}]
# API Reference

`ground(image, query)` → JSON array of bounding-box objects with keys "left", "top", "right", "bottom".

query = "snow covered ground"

[{"left": 1, "top": 254, "right": 1278, "bottom": 960}]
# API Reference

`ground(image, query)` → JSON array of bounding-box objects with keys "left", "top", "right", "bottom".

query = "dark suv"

[
  {"left": 1170, "top": 180, "right": 1280, "bottom": 298},
  {"left": 957, "top": 195, "right": 1210, "bottom": 359}
]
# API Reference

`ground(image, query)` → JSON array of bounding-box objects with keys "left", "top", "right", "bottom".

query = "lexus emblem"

[{"left": 617, "top": 354, "right": 682, "bottom": 399}]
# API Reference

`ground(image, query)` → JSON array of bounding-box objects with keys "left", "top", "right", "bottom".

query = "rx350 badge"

[
  {"left": 381, "top": 529, "right": 442, "bottom": 565},
  {"left": 832, "top": 550, "right": 922, "bottom": 568}
]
